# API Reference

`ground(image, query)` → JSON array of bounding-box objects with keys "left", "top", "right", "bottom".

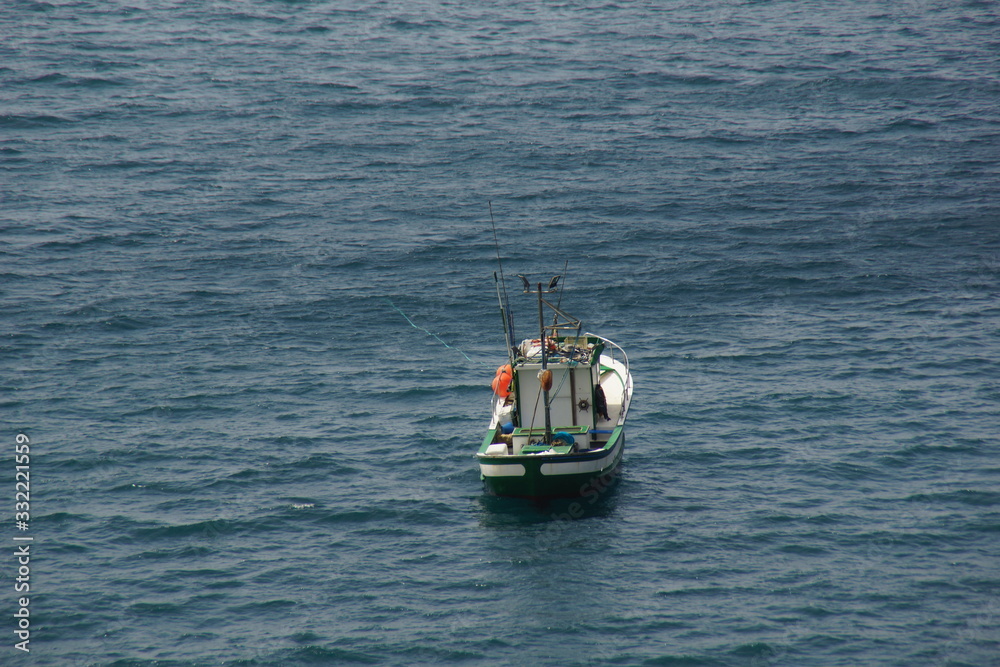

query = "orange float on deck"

[
  {"left": 491, "top": 364, "right": 513, "bottom": 397},
  {"left": 538, "top": 369, "right": 553, "bottom": 392}
]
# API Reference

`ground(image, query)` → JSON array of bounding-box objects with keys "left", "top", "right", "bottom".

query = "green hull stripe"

[{"left": 481, "top": 432, "right": 624, "bottom": 499}]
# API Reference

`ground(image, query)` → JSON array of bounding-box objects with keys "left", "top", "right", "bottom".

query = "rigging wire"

[{"left": 384, "top": 298, "right": 485, "bottom": 365}]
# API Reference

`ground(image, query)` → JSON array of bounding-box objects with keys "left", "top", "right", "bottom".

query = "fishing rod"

[{"left": 489, "top": 202, "right": 516, "bottom": 363}]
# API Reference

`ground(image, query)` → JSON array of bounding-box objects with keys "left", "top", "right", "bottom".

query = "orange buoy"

[
  {"left": 538, "top": 369, "right": 553, "bottom": 392},
  {"left": 491, "top": 364, "right": 513, "bottom": 398}
]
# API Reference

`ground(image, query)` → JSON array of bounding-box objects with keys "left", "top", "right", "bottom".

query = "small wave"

[
  {"left": 62, "top": 76, "right": 130, "bottom": 88},
  {"left": 906, "top": 489, "right": 1000, "bottom": 507},
  {"left": 656, "top": 585, "right": 746, "bottom": 598},
  {"left": 386, "top": 18, "right": 445, "bottom": 31},
  {"left": 19, "top": 72, "right": 66, "bottom": 85},
  {"left": 123, "top": 545, "right": 213, "bottom": 561},
  {"left": 812, "top": 461, "right": 888, "bottom": 482},
  {"left": 259, "top": 646, "right": 380, "bottom": 665},
  {"left": 0, "top": 113, "right": 73, "bottom": 128},
  {"left": 45, "top": 542, "right": 90, "bottom": 555},
  {"left": 18, "top": 2, "right": 57, "bottom": 12},
  {"left": 883, "top": 441, "right": 987, "bottom": 462},
  {"left": 624, "top": 654, "right": 711, "bottom": 666},
  {"left": 231, "top": 599, "right": 297, "bottom": 612},
  {"left": 35, "top": 511, "right": 91, "bottom": 524},
  {"left": 776, "top": 543, "right": 829, "bottom": 555},
  {"left": 731, "top": 642, "right": 780, "bottom": 659},
  {"left": 36, "top": 231, "right": 158, "bottom": 251},
  {"left": 882, "top": 117, "right": 937, "bottom": 132},
  {"left": 317, "top": 500, "right": 458, "bottom": 528},
  {"left": 135, "top": 519, "right": 235, "bottom": 539},
  {"left": 125, "top": 601, "right": 187, "bottom": 617},
  {"left": 312, "top": 80, "right": 360, "bottom": 90}
]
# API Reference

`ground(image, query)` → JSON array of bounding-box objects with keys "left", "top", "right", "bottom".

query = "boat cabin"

[{"left": 488, "top": 335, "right": 621, "bottom": 455}]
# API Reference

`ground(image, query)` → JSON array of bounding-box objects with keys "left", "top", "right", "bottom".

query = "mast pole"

[{"left": 538, "top": 282, "right": 552, "bottom": 444}]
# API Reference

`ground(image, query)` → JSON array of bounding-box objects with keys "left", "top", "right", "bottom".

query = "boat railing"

[{"left": 586, "top": 333, "right": 632, "bottom": 424}]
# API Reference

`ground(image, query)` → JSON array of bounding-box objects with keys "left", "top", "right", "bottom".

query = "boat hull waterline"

[{"left": 479, "top": 427, "right": 625, "bottom": 499}]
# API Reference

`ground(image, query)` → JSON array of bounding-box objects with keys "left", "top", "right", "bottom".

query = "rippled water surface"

[{"left": 3, "top": 1, "right": 999, "bottom": 665}]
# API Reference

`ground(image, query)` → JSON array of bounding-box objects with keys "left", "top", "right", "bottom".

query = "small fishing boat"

[{"left": 477, "top": 273, "right": 632, "bottom": 499}]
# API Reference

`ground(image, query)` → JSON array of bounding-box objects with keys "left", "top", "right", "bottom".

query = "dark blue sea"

[{"left": 3, "top": 1, "right": 999, "bottom": 665}]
